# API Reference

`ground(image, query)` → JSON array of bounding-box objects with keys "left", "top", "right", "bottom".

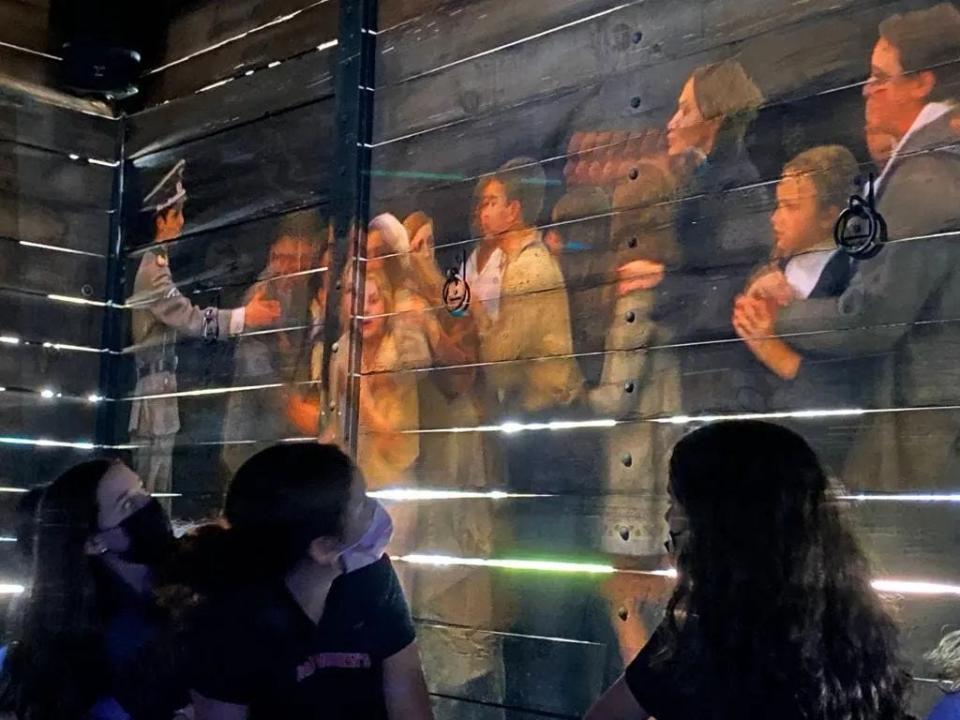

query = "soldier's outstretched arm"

[{"left": 146, "top": 253, "right": 242, "bottom": 341}]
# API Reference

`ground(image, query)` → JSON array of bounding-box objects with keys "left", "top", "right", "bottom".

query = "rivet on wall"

[
  {"left": 332, "top": 342, "right": 340, "bottom": 354},
  {"left": 630, "top": 96, "right": 642, "bottom": 109},
  {"left": 632, "top": 30, "right": 643, "bottom": 44},
  {"left": 625, "top": 310, "right": 636, "bottom": 323},
  {"left": 618, "top": 607, "right": 629, "bottom": 621},
  {"left": 627, "top": 236, "right": 638, "bottom": 249},
  {"left": 624, "top": 381, "right": 635, "bottom": 393},
  {"left": 619, "top": 526, "right": 631, "bottom": 541},
  {"left": 622, "top": 453, "right": 633, "bottom": 467},
  {"left": 629, "top": 167, "right": 639, "bottom": 180}
]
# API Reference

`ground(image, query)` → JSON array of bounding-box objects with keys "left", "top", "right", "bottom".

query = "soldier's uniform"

[{"left": 128, "top": 160, "right": 244, "bottom": 496}]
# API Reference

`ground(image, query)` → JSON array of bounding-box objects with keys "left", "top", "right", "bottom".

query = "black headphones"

[{"left": 834, "top": 173, "right": 887, "bottom": 260}]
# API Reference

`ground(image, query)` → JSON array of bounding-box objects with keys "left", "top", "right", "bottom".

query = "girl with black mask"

[{"left": 0, "top": 459, "right": 189, "bottom": 720}]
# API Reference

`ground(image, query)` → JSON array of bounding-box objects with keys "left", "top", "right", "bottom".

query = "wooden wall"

[
  {"left": 0, "top": 0, "right": 119, "bottom": 590},
  {"left": 76, "top": 0, "right": 960, "bottom": 717}
]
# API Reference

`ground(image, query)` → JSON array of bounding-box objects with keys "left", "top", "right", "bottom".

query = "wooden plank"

[
  {"left": 127, "top": 45, "right": 336, "bottom": 157},
  {"left": 126, "top": 97, "right": 335, "bottom": 248},
  {"left": 0, "top": 391, "right": 97, "bottom": 438},
  {"left": 380, "top": 494, "right": 960, "bottom": 581},
  {"left": 0, "top": 195, "right": 109, "bottom": 255},
  {"left": 140, "top": 1, "right": 338, "bottom": 107},
  {"left": 0, "top": 442, "right": 93, "bottom": 494},
  {"left": 419, "top": 622, "right": 609, "bottom": 719},
  {"left": 0, "top": 80, "right": 117, "bottom": 158},
  {"left": 371, "top": 0, "right": 905, "bottom": 143},
  {"left": 0, "top": 142, "right": 113, "bottom": 211},
  {"left": 376, "top": 0, "right": 895, "bottom": 87},
  {"left": 0, "top": 289, "right": 104, "bottom": 348},
  {"left": 0, "top": 0, "right": 52, "bottom": 54},
  {"left": 157, "top": 0, "right": 321, "bottom": 70},
  {"left": 0, "top": 340, "right": 100, "bottom": 392},
  {"left": 0, "top": 240, "right": 105, "bottom": 298}
]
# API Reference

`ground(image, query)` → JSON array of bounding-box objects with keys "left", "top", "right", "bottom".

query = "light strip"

[
  {"left": 651, "top": 408, "right": 867, "bottom": 424},
  {"left": 317, "top": 39, "right": 339, "bottom": 51},
  {"left": 0, "top": 336, "right": 20, "bottom": 345},
  {"left": 0, "top": 537, "right": 15, "bottom": 543},
  {"left": 123, "top": 381, "right": 286, "bottom": 402},
  {"left": 0, "top": 585, "right": 25, "bottom": 595},
  {"left": 840, "top": 494, "right": 960, "bottom": 503},
  {"left": 87, "top": 157, "right": 120, "bottom": 168},
  {"left": 196, "top": 78, "right": 234, "bottom": 93},
  {"left": 43, "top": 341, "right": 105, "bottom": 354},
  {"left": 0, "top": 437, "right": 95, "bottom": 450},
  {"left": 872, "top": 580, "right": 960, "bottom": 596},
  {"left": 399, "top": 418, "right": 618, "bottom": 435},
  {"left": 0, "top": 487, "right": 28, "bottom": 494},
  {"left": 18, "top": 240, "right": 105, "bottom": 258},
  {"left": 396, "top": 554, "right": 616, "bottom": 575},
  {"left": 395, "top": 555, "right": 960, "bottom": 596},
  {"left": 47, "top": 294, "right": 109, "bottom": 308},
  {"left": 369, "top": 489, "right": 551, "bottom": 501}
]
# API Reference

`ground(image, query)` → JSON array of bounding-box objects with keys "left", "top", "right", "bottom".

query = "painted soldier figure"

[{"left": 127, "top": 160, "right": 280, "bottom": 498}]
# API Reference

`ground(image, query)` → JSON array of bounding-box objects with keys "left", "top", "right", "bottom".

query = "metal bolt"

[
  {"left": 632, "top": 30, "right": 643, "bottom": 44},
  {"left": 332, "top": 342, "right": 340, "bottom": 354},
  {"left": 629, "top": 167, "right": 639, "bottom": 180},
  {"left": 627, "top": 237, "right": 638, "bottom": 249},
  {"left": 618, "top": 607, "right": 629, "bottom": 621},
  {"left": 625, "top": 311, "right": 636, "bottom": 323},
  {"left": 624, "top": 381, "right": 635, "bottom": 393},
  {"left": 630, "top": 96, "right": 642, "bottom": 109},
  {"left": 619, "top": 526, "right": 631, "bottom": 541},
  {"left": 622, "top": 453, "right": 633, "bottom": 468}
]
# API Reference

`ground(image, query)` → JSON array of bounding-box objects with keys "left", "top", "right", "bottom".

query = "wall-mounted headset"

[{"left": 834, "top": 173, "right": 887, "bottom": 260}]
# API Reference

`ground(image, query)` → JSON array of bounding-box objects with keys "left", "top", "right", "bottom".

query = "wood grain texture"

[
  {"left": 126, "top": 97, "right": 334, "bottom": 248},
  {"left": 127, "top": 45, "right": 336, "bottom": 157},
  {"left": 0, "top": 0, "right": 52, "bottom": 54},
  {"left": 0, "top": 288, "right": 104, "bottom": 348},
  {"left": 141, "top": 0, "right": 338, "bottom": 106}
]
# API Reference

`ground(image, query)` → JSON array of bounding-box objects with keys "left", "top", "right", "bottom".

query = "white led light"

[
  {"left": 47, "top": 294, "right": 108, "bottom": 307},
  {"left": 0, "top": 336, "right": 20, "bottom": 345},
  {"left": 87, "top": 394, "right": 103, "bottom": 403},
  {"left": 840, "top": 493, "right": 960, "bottom": 503},
  {"left": 396, "top": 554, "right": 615, "bottom": 575},
  {"left": 651, "top": 408, "right": 866, "bottom": 425},
  {"left": 68, "top": 153, "right": 80, "bottom": 160},
  {"left": 267, "top": 60, "right": 282, "bottom": 68},
  {"left": 40, "top": 389, "right": 55, "bottom": 399},
  {"left": 0, "top": 437, "right": 96, "bottom": 450},
  {"left": 872, "top": 579, "right": 960, "bottom": 596},
  {"left": 368, "top": 489, "right": 549, "bottom": 502},
  {"left": 0, "top": 537, "right": 15, "bottom": 543},
  {"left": 0, "top": 487, "right": 28, "bottom": 494},
  {"left": 0, "top": 584, "right": 24, "bottom": 595}
]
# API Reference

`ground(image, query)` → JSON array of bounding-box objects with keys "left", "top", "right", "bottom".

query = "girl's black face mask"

[{"left": 117, "top": 498, "right": 175, "bottom": 566}]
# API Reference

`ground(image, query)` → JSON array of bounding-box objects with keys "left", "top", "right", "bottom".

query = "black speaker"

[{"left": 50, "top": 0, "right": 169, "bottom": 99}]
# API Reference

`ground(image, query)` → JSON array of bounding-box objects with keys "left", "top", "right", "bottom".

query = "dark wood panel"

[
  {"left": 0, "top": 391, "right": 97, "bottom": 439},
  {"left": 0, "top": 193, "right": 109, "bottom": 255},
  {"left": 0, "top": 142, "right": 113, "bottom": 212},
  {"left": 0, "top": 442, "right": 93, "bottom": 494},
  {"left": 0, "top": 0, "right": 51, "bottom": 54},
  {"left": 371, "top": 0, "right": 909, "bottom": 143},
  {"left": 127, "top": 97, "right": 334, "bottom": 248},
  {"left": 127, "top": 46, "right": 336, "bottom": 157},
  {"left": 0, "top": 337, "right": 101, "bottom": 391},
  {"left": 157, "top": 0, "right": 320, "bottom": 70},
  {"left": 0, "top": 240, "right": 105, "bottom": 298},
  {"left": 141, "top": 1, "right": 338, "bottom": 106},
  {"left": 376, "top": 0, "right": 889, "bottom": 88},
  {"left": 0, "top": 81, "right": 117, "bottom": 158},
  {"left": 0, "top": 289, "right": 104, "bottom": 348}
]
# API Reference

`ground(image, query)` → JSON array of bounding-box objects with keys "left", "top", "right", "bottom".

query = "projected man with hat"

[{"left": 128, "top": 160, "right": 281, "bottom": 500}]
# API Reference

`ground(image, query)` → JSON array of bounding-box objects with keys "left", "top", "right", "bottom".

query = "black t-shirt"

[
  {"left": 626, "top": 621, "right": 807, "bottom": 720},
  {"left": 187, "top": 556, "right": 416, "bottom": 719}
]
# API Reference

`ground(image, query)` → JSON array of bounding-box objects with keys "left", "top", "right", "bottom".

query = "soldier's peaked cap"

[{"left": 141, "top": 159, "right": 187, "bottom": 214}]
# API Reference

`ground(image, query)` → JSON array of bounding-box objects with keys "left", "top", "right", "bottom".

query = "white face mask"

[{"left": 338, "top": 500, "right": 394, "bottom": 574}]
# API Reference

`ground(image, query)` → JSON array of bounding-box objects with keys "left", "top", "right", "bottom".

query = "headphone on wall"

[{"left": 834, "top": 173, "right": 888, "bottom": 260}]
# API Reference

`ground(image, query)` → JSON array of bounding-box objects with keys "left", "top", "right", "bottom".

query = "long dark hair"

[
  {"left": 3, "top": 459, "right": 115, "bottom": 720},
  {"left": 663, "top": 421, "right": 907, "bottom": 720},
  {"left": 164, "top": 443, "right": 355, "bottom": 597}
]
